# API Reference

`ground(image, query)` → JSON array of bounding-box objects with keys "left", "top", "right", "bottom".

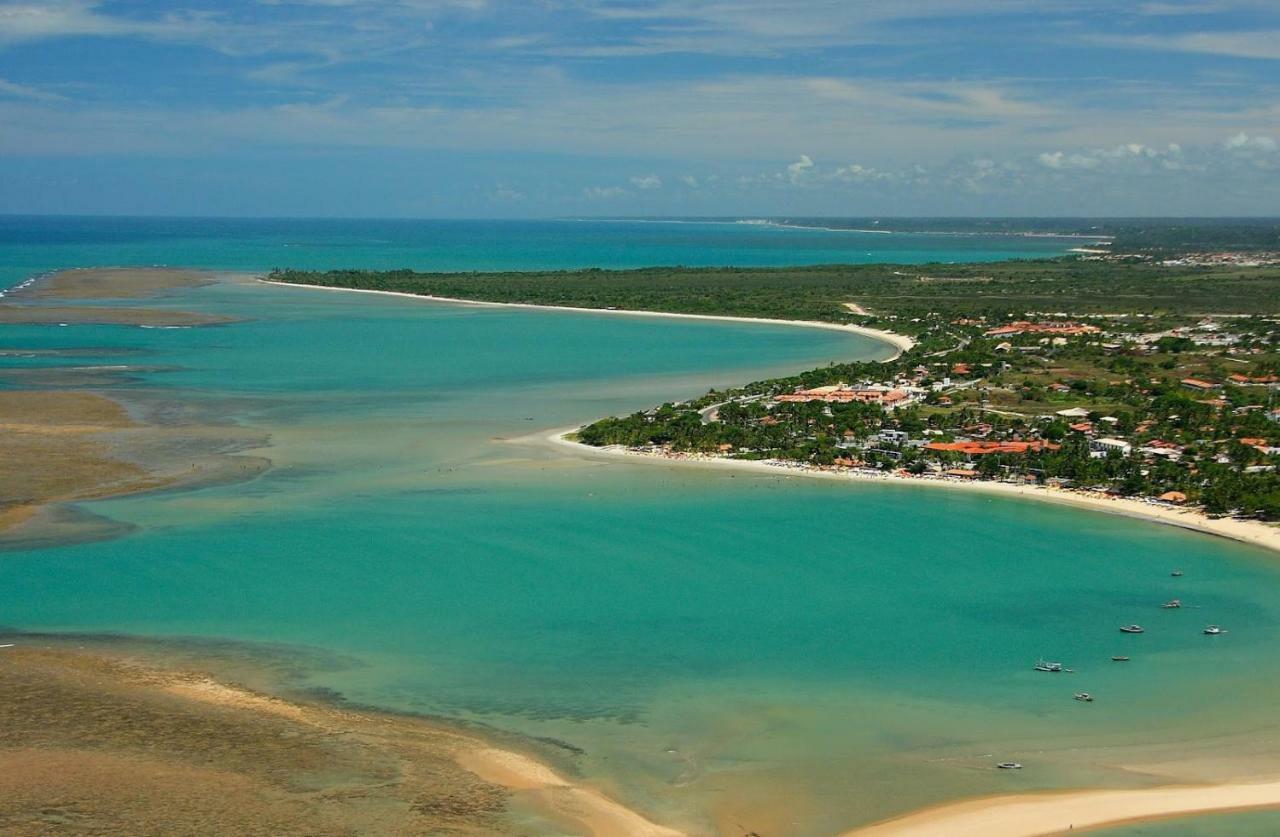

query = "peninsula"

[{"left": 270, "top": 260, "right": 1280, "bottom": 544}]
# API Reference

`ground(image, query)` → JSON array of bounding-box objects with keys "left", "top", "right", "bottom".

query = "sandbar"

[
  {"left": 0, "top": 639, "right": 682, "bottom": 836},
  {"left": 15, "top": 268, "right": 213, "bottom": 300},
  {"left": 846, "top": 780, "right": 1280, "bottom": 836},
  {"left": 0, "top": 390, "right": 268, "bottom": 543}
]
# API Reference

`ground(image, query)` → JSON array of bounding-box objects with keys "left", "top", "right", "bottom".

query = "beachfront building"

[
  {"left": 1090, "top": 437, "right": 1132, "bottom": 457},
  {"left": 984, "top": 321, "right": 1102, "bottom": 337},
  {"left": 925, "top": 440, "right": 1061, "bottom": 456},
  {"left": 775, "top": 384, "right": 917, "bottom": 409}
]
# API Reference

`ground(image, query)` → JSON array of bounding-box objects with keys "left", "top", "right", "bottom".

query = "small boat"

[
  {"left": 1161, "top": 599, "right": 1182, "bottom": 609},
  {"left": 1034, "top": 659, "right": 1063, "bottom": 672},
  {"left": 1119, "top": 625, "right": 1145, "bottom": 633},
  {"left": 1074, "top": 692, "right": 1094, "bottom": 702},
  {"left": 996, "top": 762, "right": 1023, "bottom": 770},
  {"left": 1111, "top": 655, "right": 1130, "bottom": 662},
  {"left": 1171, "top": 570, "right": 1184, "bottom": 577},
  {"left": 1203, "top": 625, "right": 1224, "bottom": 635}
]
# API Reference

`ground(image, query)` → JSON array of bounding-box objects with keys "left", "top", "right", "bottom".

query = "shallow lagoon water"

[{"left": 3, "top": 219, "right": 1280, "bottom": 833}]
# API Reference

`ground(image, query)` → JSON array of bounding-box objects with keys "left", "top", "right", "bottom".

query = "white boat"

[
  {"left": 1119, "top": 625, "right": 1145, "bottom": 633},
  {"left": 1203, "top": 625, "right": 1224, "bottom": 635},
  {"left": 1171, "top": 570, "right": 1184, "bottom": 577},
  {"left": 996, "top": 762, "right": 1023, "bottom": 769},
  {"left": 1161, "top": 599, "right": 1182, "bottom": 609},
  {"left": 1074, "top": 692, "right": 1094, "bottom": 702},
  {"left": 1034, "top": 659, "right": 1063, "bottom": 672}
]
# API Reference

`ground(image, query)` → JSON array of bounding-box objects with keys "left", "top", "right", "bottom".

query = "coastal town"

[{"left": 576, "top": 308, "right": 1280, "bottom": 521}]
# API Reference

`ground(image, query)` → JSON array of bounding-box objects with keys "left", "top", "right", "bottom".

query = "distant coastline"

[
  {"left": 258, "top": 278, "right": 918, "bottom": 358},
  {"left": 566, "top": 217, "right": 1115, "bottom": 242}
]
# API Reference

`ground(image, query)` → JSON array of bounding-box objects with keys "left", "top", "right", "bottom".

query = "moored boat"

[
  {"left": 1074, "top": 692, "right": 1094, "bottom": 702},
  {"left": 996, "top": 762, "right": 1023, "bottom": 769},
  {"left": 1120, "top": 625, "right": 1145, "bottom": 633},
  {"left": 1171, "top": 570, "right": 1184, "bottom": 577},
  {"left": 1204, "top": 625, "right": 1224, "bottom": 635},
  {"left": 1034, "top": 659, "right": 1063, "bottom": 672},
  {"left": 1111, "top": 655, "right": 1130, "bottom": 662},
  {"left": 1161, "top": 599, "right": 1181, "bottom": 609}
]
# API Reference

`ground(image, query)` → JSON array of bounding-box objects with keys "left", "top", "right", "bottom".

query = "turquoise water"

[
  {"left": 3, "top": 219, "right": 1280, "bottom": 834},
  {"left": 1094, "top": 810, "right": 1280, "bottom": 835},
  {"left": 0, "top": 215, "right": 1076, "bottom": 286}
]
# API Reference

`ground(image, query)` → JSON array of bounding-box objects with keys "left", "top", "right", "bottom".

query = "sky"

[{"left": 0, "top": 0, "right": 1278, "bottom": 217}]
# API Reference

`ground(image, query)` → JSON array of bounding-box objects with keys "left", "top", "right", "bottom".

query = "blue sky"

[{"left": 0, "top": 0, "right": 1277, "bottom": 216}]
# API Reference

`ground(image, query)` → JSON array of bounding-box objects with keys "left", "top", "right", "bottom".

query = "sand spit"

[
  {"left": 544, "top": 432, "right": 1280, "bottom": 557},
  {"left": 0, "top": 641, "right": 681, "bottom": 836},
  {"left": 846, "top": 780, "right": 1280, "bottom": 836},
  {"left": 258, "top": 279, "right": 917, "bottom": 359}
]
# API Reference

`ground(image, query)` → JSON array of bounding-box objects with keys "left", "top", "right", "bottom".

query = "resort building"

[
  {"left": 984, "top": 321, "right": 1102, "bottom": 337},
  {"left": 1090, "top": 437, "right": 1132, "bottom": 457},
  {"left": 775, "top": 385, "right": 914, "bottom": 408},
  {"left": 924, "top": 440, "right": 1061, "bottom": 456}
]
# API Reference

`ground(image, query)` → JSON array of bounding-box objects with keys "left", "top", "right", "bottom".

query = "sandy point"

[
  {"left": 845, "top": 779, "right": 1280, "bottom": 836},
  {"left": 257, "top": 278, "right": 916, "bottom": 359}
]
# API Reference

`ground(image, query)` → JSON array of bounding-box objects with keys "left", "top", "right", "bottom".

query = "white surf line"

[{"left": 258, "top": 278, "right": 916, "bottom": 359}]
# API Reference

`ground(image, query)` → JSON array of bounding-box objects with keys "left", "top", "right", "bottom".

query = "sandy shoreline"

[
  {"left": 846, "top": 780, "right": 1280, "bottom": 836},
  {"left": 543, "top": 430, "right": 1280, "bottom": 557},
  {"left": 258, "top": 278, "right": 917, "bottom": 358},
  {"left": 0, "top": 640, "right": 684, "bottom": 836}
]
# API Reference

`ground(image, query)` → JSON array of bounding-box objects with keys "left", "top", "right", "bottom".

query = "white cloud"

[
  {"left": 1224, "top": 131, "right": 1278, "bottom": 152},
  {"left": 832, "top": 163, "right": 890, "bottom": 182},
  {"left": 629, "top": 174, "right": 662, "bottom": 189},
  {"left": 679, "top": 175, "right": 699, "bottom": 188},
  {"left": 0, "top": 1, "right": 221, "bottom": 46},
  {"left": 488, "top": 185, "right": 525, "bottom": 201},
  {"left": 786, "top": 154, "right": 814, "bottom": 182},
  {"left": 582, "top": 185, "right": 626, "bottom": 199},
  {"left": 1100, "top": 30, "right": 1280, "bottom": 61},
  {"left": 0, "top": 76, "right": 63, "bottom": 101}
]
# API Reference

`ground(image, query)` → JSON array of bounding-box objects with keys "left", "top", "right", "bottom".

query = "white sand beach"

[
  {"left": 543, "top": 431, "right": 1280, "bottom": 557},
  {"left": 846, "top": 778, "right": 1280, "bottom": 836},
  {"left": 257, "top": 279, "right": 917, "bottom": 358}
]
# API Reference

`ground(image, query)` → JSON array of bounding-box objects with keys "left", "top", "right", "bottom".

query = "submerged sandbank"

[
  {"left": 0, "top": 639, "right": 682, "bottom": 836},
  {"left": 544, "top": 431, "right": 1280, "bottom": 557},
  {"left": 0, "top": 389, "right": 269, "bottom": 545},
  {"left": 0, "top": 267, "right": 234, "bottom": 326},
  {"left": 258, "top": 278, "right": 917, "bottom": 358},
  {"left": 15, "top": 268, "right": 213, "bottom": 300},
  {"left": 846, "top": 780, "right": 1280, "bottom": 836}
]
